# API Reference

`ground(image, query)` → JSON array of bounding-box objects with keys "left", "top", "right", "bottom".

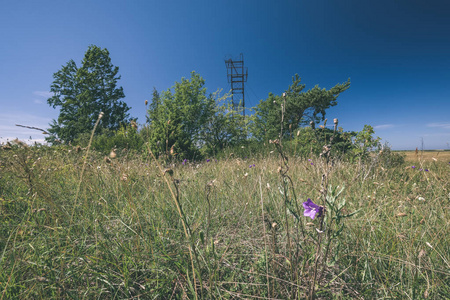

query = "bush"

[{"left": 74, "top": 125, "right": 144, "bottom": 154}]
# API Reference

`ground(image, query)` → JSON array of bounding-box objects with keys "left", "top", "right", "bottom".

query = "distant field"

[{"left": 397, "top": 150, "right": 450, "bottom": 162}]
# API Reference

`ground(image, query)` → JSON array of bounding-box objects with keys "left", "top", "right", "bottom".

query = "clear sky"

[{"left": 1, "top": 0, "right": 449, "bottom": 150}]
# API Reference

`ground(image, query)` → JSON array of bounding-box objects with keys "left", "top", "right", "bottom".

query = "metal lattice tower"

[{"left": 225, "top": 53, "right": 248, "bottom": 115}]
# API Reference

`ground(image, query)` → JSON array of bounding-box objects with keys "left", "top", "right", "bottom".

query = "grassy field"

[
  {"left": 0, "top": 145, "right": 449, "bottom": 299},
  {"left": 398, "top": 150, "right": 450, "bottom": 163}
]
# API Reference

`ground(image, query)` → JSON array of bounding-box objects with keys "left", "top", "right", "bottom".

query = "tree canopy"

[
  {"left": 47, "top": 45, "right": 131, "bottom": 143},
  {"left": 146, "top": 72, "right": 215, "bottom": 158},
  {"left": 250, "top": 74, "right": 350, "bottom": 142}
]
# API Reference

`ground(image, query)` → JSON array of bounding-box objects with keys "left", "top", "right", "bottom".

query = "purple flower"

[
  {"left": 302, "top": 199, "right": 323, "bottom": 220},
  {"left": 412, "top": 166, "right": 416, "bottom": 169},
  {"left": 253, "top": 164, "right": 255, "bottom": 167},
  {"left": 419, "top": 168, "right": 423, "bottom": 171},
  {"left": 249, "top": 165, "right": 252, "bottom": 168},
  {"left": 206, "top": 159, "right": 210, "bottom": 162},
  {"left": 182, "top": 159, "right": 187, "bottom": 165},
  {"left": 425, "top": 169, "right": 429, "bottom": 172},
  {"left": 311, "top": 162, "right": 314, "bottom": 165},
  {"left": 308, "top": 159, "right": 312, "bottom": 161}
]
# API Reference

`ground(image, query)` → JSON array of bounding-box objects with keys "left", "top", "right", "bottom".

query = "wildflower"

[
  {"left": 425, "top": 169, "right": 429, "bottom": 172},
  {"left": 302, "top": 198, "right": 323, "bottom": 220},
  {"left": 412, "top": 166, "right": 416, "bottom": 169},
  {"left": 419, "top": 168, "right": 423, "bottom": 171},
  {"left": 206, "top": 159, "right": 210, "bottom": 162},
  {"left": 253, "top": 164, "right": 255, "bottom": 167},
  {"left": 249, "top": 165, "right": 252, "bottom": 168},
  {"left": 182, "top": 159, "right": 187, "bottom": 165},
  {"left": 311, "top": 162, "right": 314, "bottom": 165}
]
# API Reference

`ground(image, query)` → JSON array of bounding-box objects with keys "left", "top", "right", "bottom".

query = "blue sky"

[{"left": 1, "top": 0, "right": 449, "bottom": 150}]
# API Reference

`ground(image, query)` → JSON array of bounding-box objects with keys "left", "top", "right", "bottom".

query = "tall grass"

[{"left": 0, "top": 143, "right": 449, "bottom": 299}]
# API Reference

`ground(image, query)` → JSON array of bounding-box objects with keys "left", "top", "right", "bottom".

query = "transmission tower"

[{"left": 225, "top": 53, "right": 248, "bottom": 115}]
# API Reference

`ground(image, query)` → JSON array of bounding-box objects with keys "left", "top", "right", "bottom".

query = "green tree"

[
  {"left": 199, "top": 91, "right": 248, "bottom": 156},
  {"left": 146, "top": 72, "right": 215, "bottom": 159},
  {"left": 47, "top": 45, "right": 131, "bottom": 143},
  {"left": 251, "top": 74, "right": 350, "bottom": 142},
  {"left": 351, "top": 124, "right": 381, "bottom": 160}
]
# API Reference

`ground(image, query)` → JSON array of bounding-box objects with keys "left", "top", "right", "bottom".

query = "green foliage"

[
  {"left": 47, "top": 45, "right": 131, "bottom": 143},
  {"left": 75, "top": 125, "right": 144, "bottom": 154},
  {"left": 251, "top": 74, "right": 350, "bottom": 142},
  {"left": 199, "top": 91, "right": 248, "bottom": 156},
  {"left": 351, "top": 124, "right": 381, "bottom": 159},
  {"left": 146, "top": 72, "right": 215, "bottom": 159},
  {"left": 289, "top": 127, "right": 355, "bottom": 158},
  {"left": 376, "top": 143, "right": 406, "bottom": 168}
]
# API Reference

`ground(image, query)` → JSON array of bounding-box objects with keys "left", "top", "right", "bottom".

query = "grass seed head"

[{"left": 13, "top": 138, "right": 28, "bottom": 148}]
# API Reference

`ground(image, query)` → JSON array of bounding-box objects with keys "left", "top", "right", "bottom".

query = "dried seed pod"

[{"left": 109, "top": 149, "right": 117, "bottom": 159}]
